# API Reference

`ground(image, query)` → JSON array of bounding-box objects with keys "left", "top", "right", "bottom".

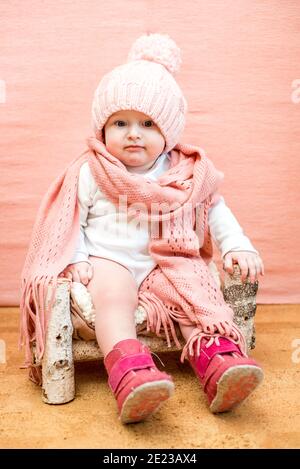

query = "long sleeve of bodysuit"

[{"left": 208, "top": 196, "right": 258, "bottom": 258}]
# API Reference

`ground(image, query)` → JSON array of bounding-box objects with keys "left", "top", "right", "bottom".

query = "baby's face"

[{"left": 103, "top": 110, "right": 165, "bottom": 172}]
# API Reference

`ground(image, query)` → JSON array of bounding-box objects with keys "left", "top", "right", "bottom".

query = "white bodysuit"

[{"left": 70, "top": 152, "right": 258, "bottom": 287}]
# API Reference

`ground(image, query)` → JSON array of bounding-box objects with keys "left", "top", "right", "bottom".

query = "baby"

[{"left": 21, "top": 33, "right": 264, "bottom": 424}]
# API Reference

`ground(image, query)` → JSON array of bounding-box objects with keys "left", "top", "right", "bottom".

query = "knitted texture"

[
  {"left": 91, "top": 33, "right": 187, "bottom": 152},
  {"left": 20, "top": 137, "right": 246, "bottom": 384}
]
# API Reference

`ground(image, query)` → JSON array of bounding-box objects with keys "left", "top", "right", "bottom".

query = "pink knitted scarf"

[{"left": 20, "top": 137, "right": 245, "bottom": 383}]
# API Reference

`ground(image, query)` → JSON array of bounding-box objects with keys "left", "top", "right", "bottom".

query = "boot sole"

[
  {"left": 209, "top": 365, "right": 264, "bottom": 413},
  {"left": 120, "top": 380, "right": 175, "bottom": 424}
]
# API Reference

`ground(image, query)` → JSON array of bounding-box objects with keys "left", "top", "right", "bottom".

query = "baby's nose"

[{"left": 127, "top": 124, "right": 141, "bottom": 138}]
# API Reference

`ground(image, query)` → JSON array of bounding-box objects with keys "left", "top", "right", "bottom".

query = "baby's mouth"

[{"left": 125, "top": 146, "right": 145, "bottom": 151}]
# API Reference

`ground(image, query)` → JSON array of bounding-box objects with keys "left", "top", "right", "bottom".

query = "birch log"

[
  {"left": 42, "top": 279, "right": 75, "bottom": 404},
  {"left": 222, "top": 264, "right": 258, "bottom": 351}
]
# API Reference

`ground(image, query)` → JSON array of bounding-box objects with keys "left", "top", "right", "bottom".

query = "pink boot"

[
  {"left": 104, "top": 339, "right": 174, "bottom": 424},
  {"left": 189, "top": 337, "right": 263, "bottom": 413}
]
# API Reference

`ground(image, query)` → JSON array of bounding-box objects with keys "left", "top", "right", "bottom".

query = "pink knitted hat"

[{"left": 91, "top": 33, "right": 187, "bottom": 152}]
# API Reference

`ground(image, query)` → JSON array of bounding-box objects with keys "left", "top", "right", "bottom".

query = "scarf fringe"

[
  {"left": 180, "top": 320, "right": 247, "bottom": 363},
  {"left": 19, "top": 275, "right": 58, "bottom": 385},
  {"left": 29, "top": 364, "right": 43, "bottom": 386},
  {"left": 138, "top": 292, "right": 182, "bottom": 349},
  {"left": 137, "top": 291, "right": 247, "bottom": 360}
]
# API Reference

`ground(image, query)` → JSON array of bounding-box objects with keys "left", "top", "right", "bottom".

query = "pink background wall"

[{"left": 1, "top": 1, "right": 300, "bottom": 305}]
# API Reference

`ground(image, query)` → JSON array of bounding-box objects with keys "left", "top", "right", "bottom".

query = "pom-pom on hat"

[{"left": 91, "top": 33, "right": 187, "bottom": 152}]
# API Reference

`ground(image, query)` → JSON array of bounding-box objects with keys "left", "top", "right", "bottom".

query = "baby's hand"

[
  {"left": 223, "top": 251, "right": 264, "bottom": 283},
  {"left": 58, "top": 261, "right": 93, "bottom": 286}
]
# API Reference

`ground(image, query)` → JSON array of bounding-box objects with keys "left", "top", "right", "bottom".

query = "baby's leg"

[
  {"left": 179, "top": 323, "right": 194, "bottom": 342},
  {"left": 86, "top": 256, "right": 174, "bottom": 424},
  {"left": 86, "top": 256, "right": 138, "bottom": 356}
]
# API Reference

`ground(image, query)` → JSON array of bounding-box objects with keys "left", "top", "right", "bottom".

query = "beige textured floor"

[{"left": 0, "top": 305, "right": 299, "bottom": 449}]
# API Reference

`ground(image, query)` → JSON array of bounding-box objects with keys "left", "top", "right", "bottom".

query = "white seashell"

[
  {"left": 134, "top": 306, "right": 147, "bottom": 325},
  {"left": 71, "top": 282, "right": 96, "bottom": 324}
]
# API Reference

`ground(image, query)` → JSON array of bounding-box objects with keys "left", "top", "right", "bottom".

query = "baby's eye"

[
  {"left": 114, "top": 120, "right": 126, "bottom": 127},
  {"left": 144, "top": 120, "right": 154, "bottom": 127}
]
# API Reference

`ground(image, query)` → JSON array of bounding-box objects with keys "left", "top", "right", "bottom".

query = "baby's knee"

[
  {"left": 104, "top": 285, "right": 138, "bottom": 306},
  {"left": 92, "top": 281, "right": 138, "bottom": 312},
  {"left": 87, "top": 257, "right": 139, "bottom": 310}
]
